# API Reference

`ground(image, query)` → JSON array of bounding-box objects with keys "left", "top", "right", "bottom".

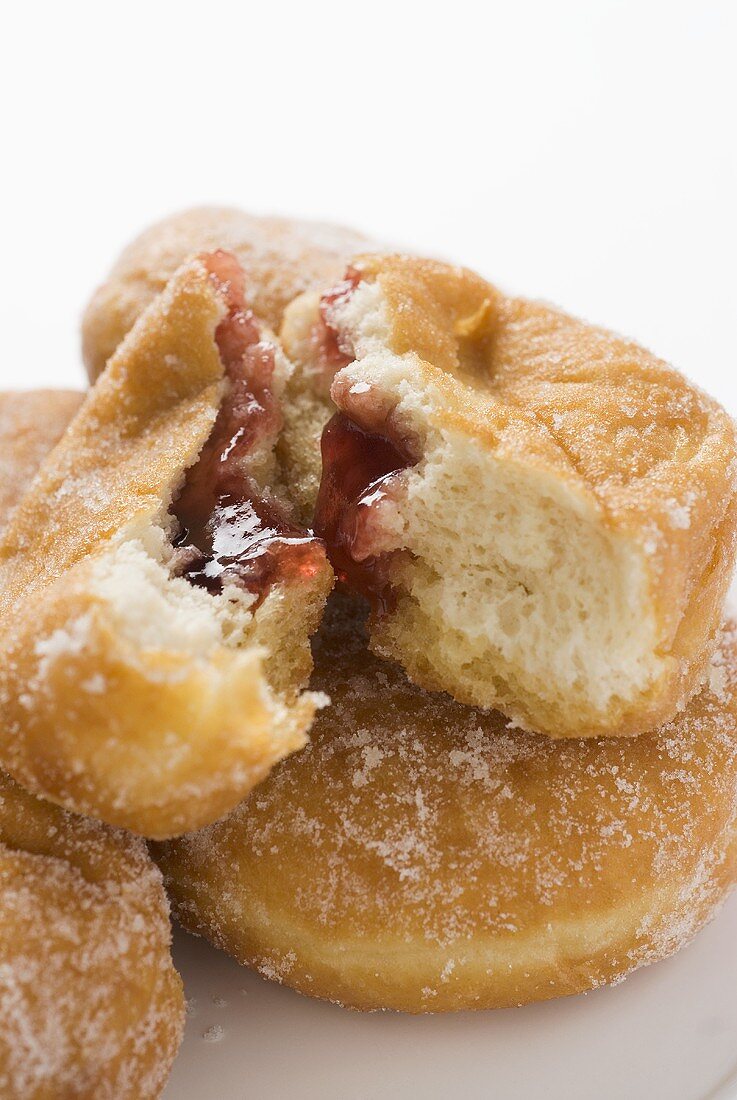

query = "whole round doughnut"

[
  {"left": 81, "top": 205, "right": 370, "bottom": 382},
  {"left": 0, "top": 772, "right": 184, "bottom": 1098},
  {"left": 156, "top": 594, "right": 737, "bottom": 1013}
]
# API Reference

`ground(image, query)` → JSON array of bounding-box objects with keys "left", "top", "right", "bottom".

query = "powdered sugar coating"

[{"left": 0, "top": 391, "right": 83, "bottom": 525}]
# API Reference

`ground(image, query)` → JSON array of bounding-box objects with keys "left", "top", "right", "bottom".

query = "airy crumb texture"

[
  {"left": 81, "top": 205, "right": 369, "bottom": 382},
  {"left": 0, "top": 772, "right": 184, "bottom": 1098},
  {"left": 0, "top": 262, "right": 330, "bottom": 840},
  {"left": 155, "top": 594, "right": 737, "bottom": 1013},
  {"left": 301, "top": 254, "right": 737, "bottom": 737}
]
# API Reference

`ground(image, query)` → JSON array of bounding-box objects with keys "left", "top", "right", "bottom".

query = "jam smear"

[
  {"left": 171, "top": 250, "right": 326, "bottom": 603},
  {"left": 311, "top": 267, "right": 362, "bottom": 380},
  {"left": 314, "top": 412, "right": 416, "bottom": 614}
]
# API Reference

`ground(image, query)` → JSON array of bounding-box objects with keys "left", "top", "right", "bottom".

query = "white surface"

[
  {"left": 1, "top": 2, "right": 736, "bottom": 1098},
  {"left": 164, "top": 896, "right": 737, "bottom": 1100}
]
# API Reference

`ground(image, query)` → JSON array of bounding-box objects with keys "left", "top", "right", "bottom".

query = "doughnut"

[
  {"left": 81, "top": 205, "right": 369, "bottom": 383},
  {"left": 155, "top": 593, "right": 737, "bottom": 1013},
  {"left": 283, "top": 253, "right": 737, "bottom": 737},
  {"left": 0, "top": 402, "right": 183, "bottom": 1097},
  {"left": 81, "top": 207, "right": 372, "bottom": 523},
  {"left": 0, "top": 253, "right": 333, "bottom": 838},
  {"left": 0, "top": 772, "right": 184, "bottom": 1098}
]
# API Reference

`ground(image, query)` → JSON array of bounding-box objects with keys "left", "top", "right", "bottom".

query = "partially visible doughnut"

[
  {"left": 0, "top": 389, "right": 183, "bottom": 1096},
  {"left": 0, "top": 772, "right": 184, "bottom": 1098},
  {"left": 81, "top": 206, "right": 369, "bottom": 383},
  {"left": 0, "top": 253, "right": 332, "bottom": 838},
  {"left": 0, "top": 390, "right": 83, "bottom": 522},
  {"left": 285, "top": 254, "right": 737, "bottom": 737},
  {"left": 156, "top": 594, "right": 737, "bottom": 1013}
]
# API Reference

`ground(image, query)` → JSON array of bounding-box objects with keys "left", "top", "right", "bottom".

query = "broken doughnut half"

[
  {"left": 286, "top": 254, "right": 737, "bottom": 738},
  {"left": 0, "top": 252, "right": 333, "bottom": 838}
]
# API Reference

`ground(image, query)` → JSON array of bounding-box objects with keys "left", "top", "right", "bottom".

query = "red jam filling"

[
  {"left": 314, "top": 412, "right": 416, "bottom": 614},
  {"left": 171, "top": 250, "right": 326, "bottom": 603},
  {"left": 311, "top": 267, "right": 362, "bottom": 379}
]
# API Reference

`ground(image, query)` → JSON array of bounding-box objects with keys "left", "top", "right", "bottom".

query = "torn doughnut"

[
  {"left": 81, "top": 207, "right": 372, "bottom": 522},
  {"left": 0, "top": 771, "right": 184, "bottom": 1098},
  {"left": 287, "top": 254, "right": 737, "bottom": 737},
  {"left": 0, "top": 255, "right": 333, "bottom": 838},
  {"left": 155, "top": 593, "right": 737, "bottom": 1013}
]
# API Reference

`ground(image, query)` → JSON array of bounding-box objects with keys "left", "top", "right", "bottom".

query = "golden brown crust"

[
  {"left": 156, "top": 594, "right": 737, "bottom": 1013},
  {"left": 0, "top": 265, "right": 329, "bottom": 838},
  {"left": 0, "top": 771, "right": 184, "bottom": 1098},
  {"left": 82, "top": 206, "right": 369, "bottom": 381}
]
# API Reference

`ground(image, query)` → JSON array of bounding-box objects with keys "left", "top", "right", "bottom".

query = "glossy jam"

[
  {"left": 314, "top": 412, "right": 415, "bottom": 614},
  {"left": 171, "top": 250, "right": 326, "bottom": 602}
]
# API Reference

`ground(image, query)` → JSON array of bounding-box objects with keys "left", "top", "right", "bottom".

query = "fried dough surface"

[{"left": 156, "top": 594, "right": 737, "bottom": 1012}]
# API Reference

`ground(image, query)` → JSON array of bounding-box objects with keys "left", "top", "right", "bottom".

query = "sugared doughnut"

[
  {"left": 0, "top": 404, "right": 183, "bottom": 1097},
  {"left": 0, "top": 390, "right": 83, "bottom": 522},
  {"left": 0, "top": 772, "right": 184, "bottom": 1098},
  {"left": 156, "top": 593, "right": 737, "bottom": 1013},
  {"left": 0, "top": 253, "right": 332, "bottom": 839},
  {"left": 283, "top": 254, "right": 737, "bottom": 737},
  {"left": 81, "top": 206, "right": 369, "bottom": 383}
]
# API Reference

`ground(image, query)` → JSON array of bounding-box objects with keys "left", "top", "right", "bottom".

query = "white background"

[
  {"left": 1, "top": 2, "right": 736, "bottom": 1097},
  {"left": 1, "top": 1, "right": 734, "bottom": 404}
]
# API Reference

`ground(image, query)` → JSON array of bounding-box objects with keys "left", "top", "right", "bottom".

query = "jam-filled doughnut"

[
  {"left": 0, "top": 254, "right": 333, "bottom": 838},
  {"left": 0, "top": 772, "right": 184, "bottom": 1098},
  {"left": 156, "top": 593, "right": 737, "bottom": 1013},
  {"left": 284, "top": 254, "right": 737, "bottom": 738}
]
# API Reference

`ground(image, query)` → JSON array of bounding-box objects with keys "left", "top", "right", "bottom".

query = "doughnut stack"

[{"left": 1, "top": 207, "right": 737, "bottom": 1093}]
